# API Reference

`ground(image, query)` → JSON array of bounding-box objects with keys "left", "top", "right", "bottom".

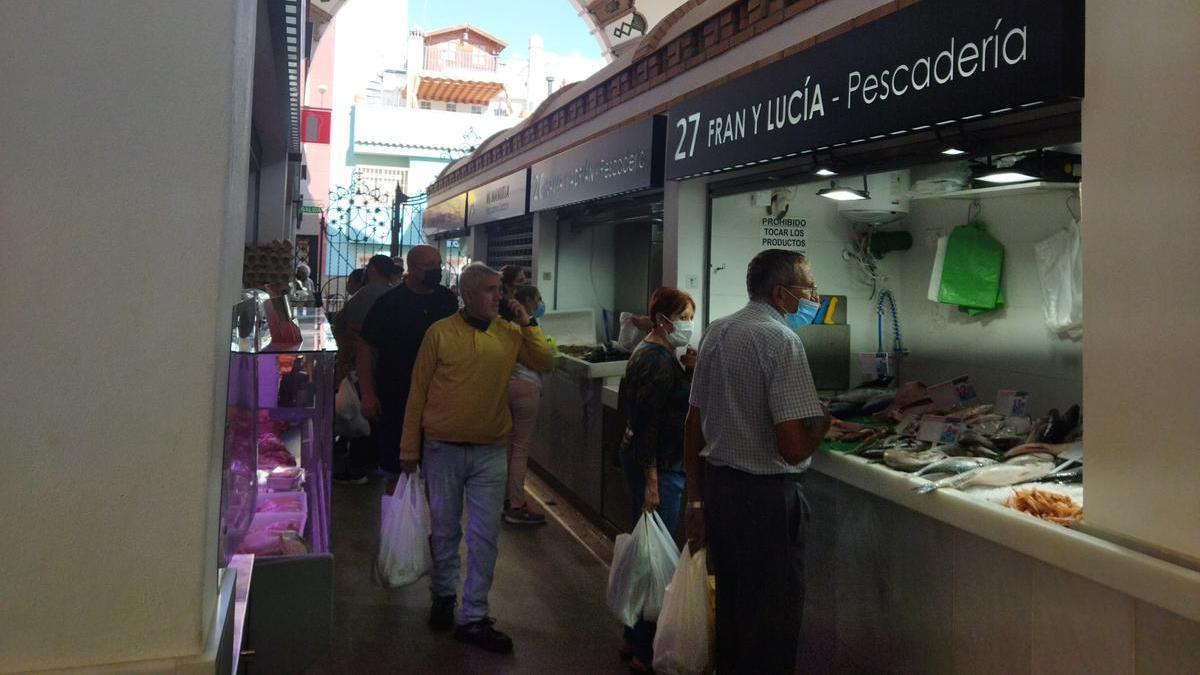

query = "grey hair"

[
  {"left": 746, "top": 249, "right": 807, "bottom": 301},
  {"left": 459, "top": 261, "right": 500, "bottom": 294}
]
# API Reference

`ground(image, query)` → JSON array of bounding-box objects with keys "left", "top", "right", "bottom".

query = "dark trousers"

[
  {"left": 706, "top": 462, "right": 809, "bottom": 675},
  {"left": 373, "top": 396, "right": 407, "bottom": 474}
]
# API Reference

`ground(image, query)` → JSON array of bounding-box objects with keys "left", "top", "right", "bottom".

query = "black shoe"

[
  {"left": 453, "top": 617, "right": 513, "bottom": 654},
  {"left": 429, "top": 596, "right": 456, "bottom": 632},
  {"left": 332, "top": 471, "right": 368, "bottom": 485}
]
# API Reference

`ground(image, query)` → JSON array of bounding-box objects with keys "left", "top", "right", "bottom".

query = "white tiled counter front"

[{"left": 802, "top": 451, "right": 1200, "bottom": 673}]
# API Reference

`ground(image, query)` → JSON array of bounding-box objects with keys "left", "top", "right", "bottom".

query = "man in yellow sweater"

[{"left": 400, "top": 262, "right": 555, "bottom": 654}]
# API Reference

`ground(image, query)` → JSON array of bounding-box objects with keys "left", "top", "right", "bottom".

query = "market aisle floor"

[{"left": 309, "top": 473, "right": 624, "bottom": 674}]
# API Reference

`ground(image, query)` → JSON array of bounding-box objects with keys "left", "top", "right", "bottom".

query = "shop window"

[
  {"left": 446, "top": 103, "right": 457, "bottom": 112},
  {"left": 419, "top": 101, "right": 431, "bottom": 110},
  {"left": 471, "top": 105, "right": 483, "bottom": 114}
]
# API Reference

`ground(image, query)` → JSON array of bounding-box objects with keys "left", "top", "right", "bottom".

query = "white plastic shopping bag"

[
  {"left": 653, "top": 544, "right": 713, "bottom": 675},
  {"left": 375, "top": 471, "right": 432, "bottom": 587},
  {"left": 1034, "top": 220, "right": 1083, "bottom": 337},
  {"left": 606, "top": 511, "right": 680, "bottom": 627},
  {"left": 334, "top": 375, "right": 371, "bottom": 438}
]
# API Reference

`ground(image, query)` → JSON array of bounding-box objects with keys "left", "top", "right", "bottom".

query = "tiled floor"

[{"left": 308, "top": 473, "right": 626, "bottom": 674}]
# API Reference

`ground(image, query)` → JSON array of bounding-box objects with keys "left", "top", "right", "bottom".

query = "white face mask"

[{"left": 665, "top": 318, "right": 694, "bottom": 348}]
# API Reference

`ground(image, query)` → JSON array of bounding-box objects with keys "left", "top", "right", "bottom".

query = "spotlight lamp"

[
  {"left": 817, "top": 176, "right": 870, "bottom": 201},
  {"left": 972, "top": 151, "right": 1081, "bottom": 186}
]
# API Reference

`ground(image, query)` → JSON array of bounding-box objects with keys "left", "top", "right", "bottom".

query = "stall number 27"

[{"left": 674, "top": 113, "right": 702, "bottom": 161}]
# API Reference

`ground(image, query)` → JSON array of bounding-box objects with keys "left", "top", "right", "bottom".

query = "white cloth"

[{"left": 689, "top": 300, "right": 823, "bottom": 475}]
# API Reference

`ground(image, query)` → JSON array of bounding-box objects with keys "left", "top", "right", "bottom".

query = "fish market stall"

[
  {"left": 796, "top": 381, "right": 1200, "bottom": 673},
  {"left": 529, "top": 310, "right": 631, "bottom": 531}
]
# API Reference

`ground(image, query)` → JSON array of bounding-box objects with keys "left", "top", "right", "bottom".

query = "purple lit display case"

[{"left": 219, "top": 308, "right": 337, "bottom": 564}]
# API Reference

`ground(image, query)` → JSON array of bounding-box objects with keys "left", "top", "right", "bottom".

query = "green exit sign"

[{"left": 300, "top": 205, "right": 323, "bottom": 214}]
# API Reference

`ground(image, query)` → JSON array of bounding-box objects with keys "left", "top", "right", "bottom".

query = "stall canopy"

[
  {"left": 423, "top": 193, "right": 467, "bottom": 238},
  {"left": 665, "top": 0, "right": 1084, "bottom": 180},
  {"left": 529, "top": 115, "right": 665, "bottom": 212},
  {"left": 466, "top": 169, "right": 529, "bottom": 228}
]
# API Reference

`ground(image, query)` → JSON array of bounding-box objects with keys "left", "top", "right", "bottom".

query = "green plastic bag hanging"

[{"left": 937, "top": 221, "right": 1004, "bottom": 310}]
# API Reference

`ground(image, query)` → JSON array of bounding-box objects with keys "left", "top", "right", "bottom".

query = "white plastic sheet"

[
  {"left": 375, "top": 471, "right": 432, "bottom": 588},
  {"left": 1034, "top": 220, "right": 1083, "bottom": 338},
  {"left": 606, "top": 511, "right": 680, "bottom": 626},
  {"left": 652, "top": 544, "right": 712, "bottom": 675}
]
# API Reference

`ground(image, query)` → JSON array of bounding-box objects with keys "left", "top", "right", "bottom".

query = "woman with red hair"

[{"left": 616, "top": 286, "right": 697, "bottom": 671}]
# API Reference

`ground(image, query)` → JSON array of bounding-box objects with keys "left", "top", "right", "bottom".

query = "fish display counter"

[{"left": 798, "top": 381, "right": 1200, "bottom": 672}]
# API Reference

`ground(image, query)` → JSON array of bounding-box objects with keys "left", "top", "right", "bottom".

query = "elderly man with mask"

[
  {"left": 684, "top": 248, "right": 832, "bottom": 674},
  {"left": 401, "top": 262, "right": 554, "bottom": 654},
  {"left": 358, "top": 245, "right": 458, "bottom": 475}
]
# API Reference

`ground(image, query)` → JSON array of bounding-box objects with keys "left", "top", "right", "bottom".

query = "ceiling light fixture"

[
  {"left": 817, "top": 176, "right": 869, "bottom": 201},
  {"left": 941, "top": 148, "right": 967, "bottom": 156},
  {"left": 815, "top": 168, "right": 837, "bottom": 176}
]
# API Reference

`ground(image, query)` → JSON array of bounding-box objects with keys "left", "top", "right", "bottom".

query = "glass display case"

[{"left": 219, "top": 304, "right": 337, "bottom": 563}]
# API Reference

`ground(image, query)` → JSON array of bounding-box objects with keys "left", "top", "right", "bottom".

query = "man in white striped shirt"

[{"left": 684, "top": 249, "right": 831, "bottom": 674}]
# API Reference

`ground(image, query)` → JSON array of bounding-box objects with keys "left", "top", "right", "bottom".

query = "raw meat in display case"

[
  {"left": 217, "top": 308, "right": 338, "bottom": 671},
  {"left": 219, "top": 314, "right": 336, "bottom": 560}
]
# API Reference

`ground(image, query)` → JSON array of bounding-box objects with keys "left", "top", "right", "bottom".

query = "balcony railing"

[{"left": 424, "top": 46, "right": 497, "bottom": 73}]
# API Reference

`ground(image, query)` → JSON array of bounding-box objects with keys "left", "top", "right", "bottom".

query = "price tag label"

[
  {"left": 995, "top": 390, "right": 1030, "bottom": 417},
  {"left": 858, "top": 352, "right": 891, "bottom": 380},
  {"left": 896, "top": 414, "right": 922, "bottom": 438},
  {"left": 929, "top": 375, "right": 977, "bottom": 409},
  {"left": 916, "top": 416, "right": 964, "bottom": 444}
]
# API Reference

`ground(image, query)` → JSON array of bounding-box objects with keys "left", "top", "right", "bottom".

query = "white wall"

[
  {"left": 704, "top": 178, "right": 1083, "bottom": 411},
  {"left": 899, "top": 192, "right": 1083, "bottom": 413},
  {"left": 706, "top": 183, "right": 904, "bottom": 380},
  {"left": 555, "top": 219, "right": 616, "bottom": 341},
  {"left": 1081, "top": 3, "right": 1200, "bottom": 559},
  {"left": 0, "top": 0, "right": 255, "bottom": 670}
]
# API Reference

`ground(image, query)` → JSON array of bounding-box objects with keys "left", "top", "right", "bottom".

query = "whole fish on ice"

[
  {"left": 912, "top": 456, "right": 996, "bottom": 478},
  {"left": 883, "top": 447, "right": 948, "bottom": 472},
  {"left": 914, "top": 458, "right": 1055, "bottom": 494}
]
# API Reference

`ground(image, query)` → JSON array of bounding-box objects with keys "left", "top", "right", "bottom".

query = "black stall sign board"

[
  {"left": 665, "top": 0, "right": 1083, "bottom": 180},
  {"left": 466, "top": 170, "right": 529, "bottom": 227},
  {"left": 530, "top": 116, "right": 665, "bottom": 211},
  {"left": 423, "top": 193, "right": 467, "bottom": 237}
]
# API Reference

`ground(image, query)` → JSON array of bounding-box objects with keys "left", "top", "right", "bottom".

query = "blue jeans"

[
  {"left": 423, "top": 440, "right": 508, "bottom": 625},
  {"left": 619, "top": 447, "right": 686, "bottom": 663},
  {"left": 619, "top": 449, "right": 685, "bottom": 540}
]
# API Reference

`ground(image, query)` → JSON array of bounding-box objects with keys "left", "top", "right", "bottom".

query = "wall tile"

[
  {"left": 1134, "top": 601, "right": 1200, "bottom": 674},
  {"left": 1030, "top": 562, "right": 1134, "bottom": 675},
  {"left": 884, "top": 506, "right": 955, "bottom": 674},
  {"left": 950, "top": 530, "right": 1033, "bottom": 674}
]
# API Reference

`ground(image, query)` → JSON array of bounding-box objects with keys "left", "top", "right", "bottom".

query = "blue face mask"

[
  {"left": 782, "top": 289, "right": 820, "bottom": 330},
  {"left": 532, "top": 303, "right": 546, "bottom": 319}
]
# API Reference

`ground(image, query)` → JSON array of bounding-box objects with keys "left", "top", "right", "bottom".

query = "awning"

[{"left": 416, "top": 77, "right": 505, "bottom": 106}]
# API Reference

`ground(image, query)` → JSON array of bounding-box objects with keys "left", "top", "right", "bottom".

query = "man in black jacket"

[{"left": 358, "top": 245, "right": 458, "bottom": 474}]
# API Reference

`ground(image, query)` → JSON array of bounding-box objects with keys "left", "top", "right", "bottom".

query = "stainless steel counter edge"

[{"left": 811, "top": 450, "right": 1200, "bottom": 624}]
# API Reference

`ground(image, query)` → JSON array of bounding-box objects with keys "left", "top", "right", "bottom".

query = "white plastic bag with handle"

[
  {"left": 375, "top": 471, "right": 431, "bottom": 587},
  {"left": 334, "top": 375, "right": 371, "bottom": 438},
  {"left": 653, "top": 544, "right": 712, "bottom": 675},
  {"left": 1034, "top": 220, "right": 1083, "bottom": 338},
  {"left": 606, "top": 511, "right": 680, "bottom": 627}
]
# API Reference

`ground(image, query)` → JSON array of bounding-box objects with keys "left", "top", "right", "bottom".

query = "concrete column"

[
  {"left": 0, "top": 0, "right": 256, "bottom": 670},
  {"left": 531, "top": 210, "right": 558, "bottom": 309},
  {"left": 662, "top": 178, "right": 710, "bottom": 330},
  {"left": 1081, "top": 4, "right": 1200, "bottom": 559},
  {"left": 257, "top": 156, "right": 290, "bottom": 243}
]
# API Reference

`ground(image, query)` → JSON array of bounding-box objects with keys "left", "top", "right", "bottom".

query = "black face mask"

[{"left": 421, "top": 269, "right": 442, "bottom": 289}]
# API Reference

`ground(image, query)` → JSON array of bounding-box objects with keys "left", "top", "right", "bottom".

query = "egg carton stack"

[{"left": 242, "top": 240, "right": 295, "bottom": 289}]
